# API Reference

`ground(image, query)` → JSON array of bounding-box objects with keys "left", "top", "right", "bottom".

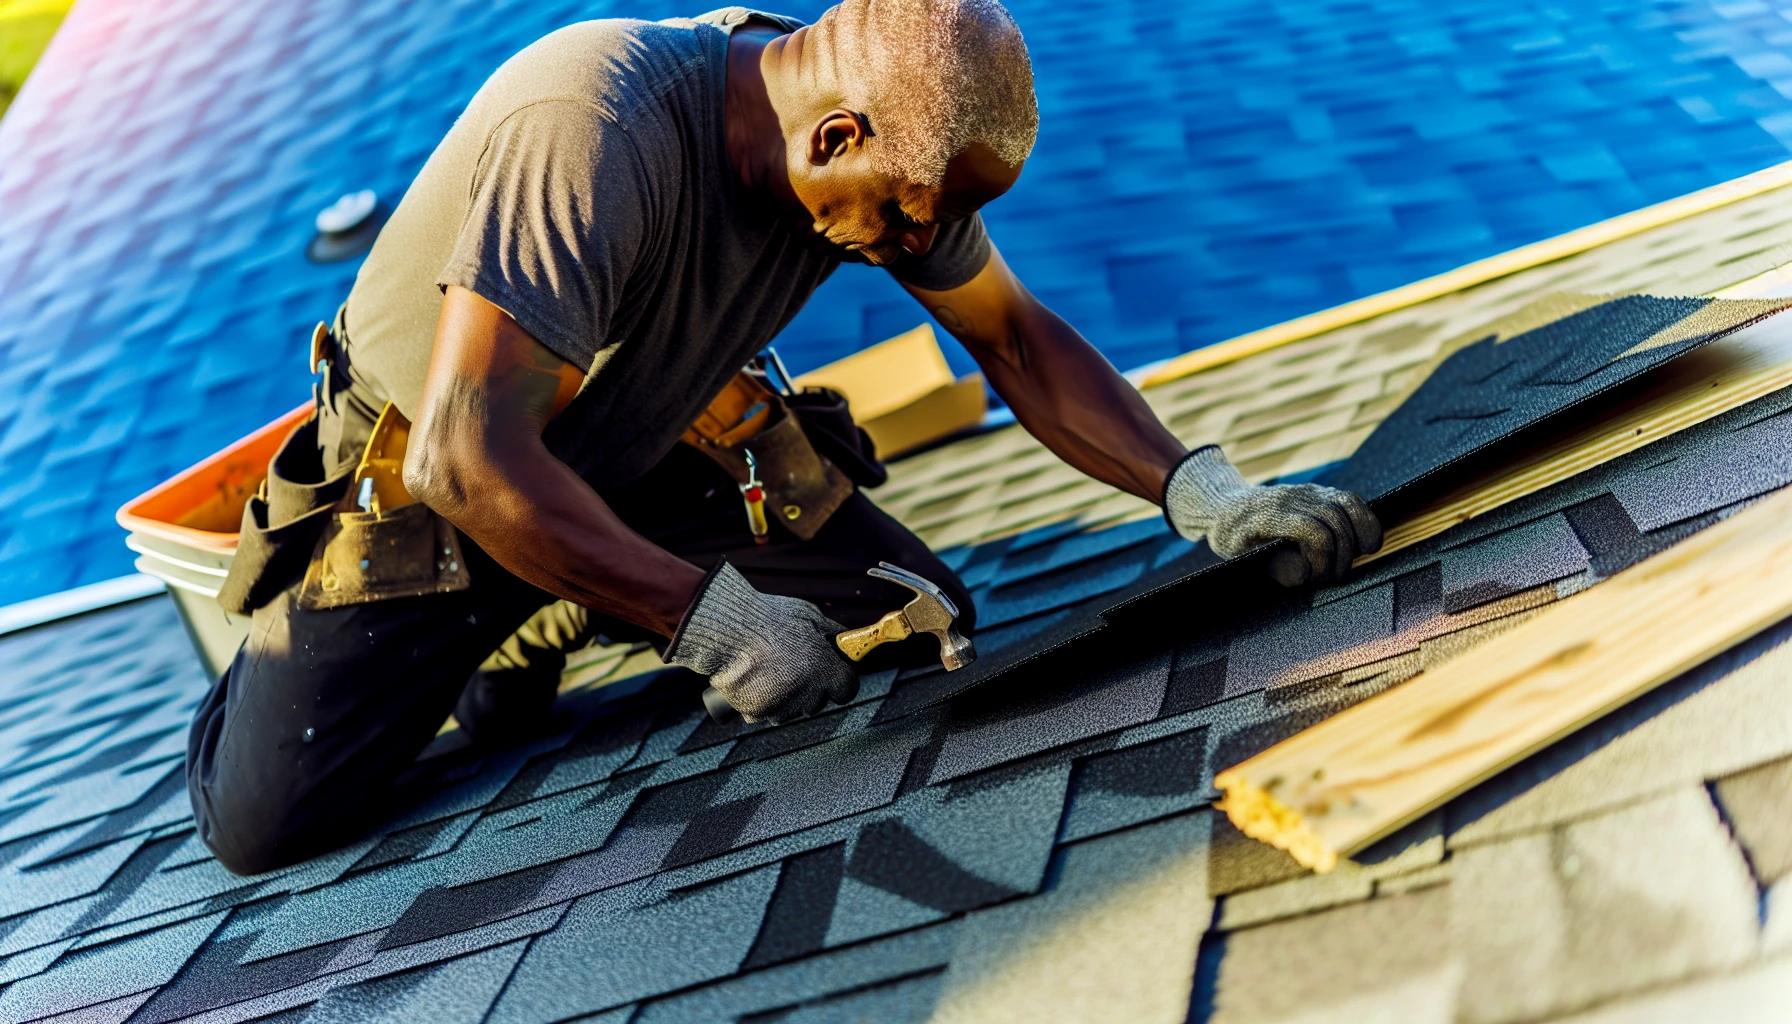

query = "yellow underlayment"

[
  {"left": 1216, "top": 480, "right": 1792, "bottom": 872},
  {"left": 0, "top": 0, "right": 73, "bottom": 119},
  {"left": 1138, "top": 156, "right": 1792, "bottom": 388}
]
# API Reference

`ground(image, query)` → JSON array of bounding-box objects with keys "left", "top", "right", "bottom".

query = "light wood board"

[
  {"left": 860, "top": 373, "right": 988, "bottom": 458},
  {"left": 1363, "top": 310, "right": 1792, "bottom": 565},
  {"left": 1215, "top": 478, "right": 1792, "bottom": 872},
  {"left": 795, "top": 322, "right": 954, "bottom": 420}
]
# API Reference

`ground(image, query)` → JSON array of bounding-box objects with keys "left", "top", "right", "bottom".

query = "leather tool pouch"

[
  {"left": 297, "top": 404, "right": 471, "bottom": 610},
  {"left": 784, "top": 385, "right": 887, "bottom": 489},
  {"left": 680, "top": 372, "right": 856, "bottom": 541},
  {"left": 217, "top": 414, "right": 352, "bottom": 615}
]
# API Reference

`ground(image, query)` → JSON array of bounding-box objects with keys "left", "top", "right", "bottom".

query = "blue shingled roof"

[{"left": 3, "top": 0, "right": 1792, "bottom": 604}]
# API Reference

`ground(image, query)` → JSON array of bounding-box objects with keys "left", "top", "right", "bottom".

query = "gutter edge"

[{"left": 0, "top": 574, "right": 166, "bottom": 638}]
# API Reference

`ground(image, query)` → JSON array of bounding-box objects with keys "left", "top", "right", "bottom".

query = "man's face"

[{"left": 789, "top": 131, "right": 1022, "bottom": 267}]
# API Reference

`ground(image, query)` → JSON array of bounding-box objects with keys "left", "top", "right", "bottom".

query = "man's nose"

[{"left": 898, "top": 224, "right": 939, "bottom": 256}]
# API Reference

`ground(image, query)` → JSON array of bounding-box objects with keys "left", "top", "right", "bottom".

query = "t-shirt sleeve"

[
  {"left": 886, "top": 213, "right": 992, "bottom": 291},
  {"left": 438, "top": 100, "right": 646, "bottom": 372}
]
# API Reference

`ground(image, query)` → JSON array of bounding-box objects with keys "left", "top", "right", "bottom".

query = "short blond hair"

[{"left": 804, "top": 0, "right": 1038, "bottom": 186}]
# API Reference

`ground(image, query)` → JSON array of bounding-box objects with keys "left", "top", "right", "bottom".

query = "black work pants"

[{"left": 185, "top": 439, "right": 972, "bottom": 876}]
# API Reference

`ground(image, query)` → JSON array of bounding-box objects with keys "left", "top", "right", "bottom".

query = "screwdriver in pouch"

[{"left": 741, "top": 449, "right": 770, "bottom": 544}]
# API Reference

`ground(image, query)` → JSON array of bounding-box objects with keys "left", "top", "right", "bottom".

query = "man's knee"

[
  {"left": 183, "top": 635, "right": 371, "bottom": 877},
  {"left": 187, "top": 720, "right": 312, "bottom": 875},
  {"left": 186, "top": 757, "right": 304, "bottom": 877},
  {"left": 197, "top": 819, "right": 290, "bottom": 877},
  {"left": 188, "top": 753, "right": 370, "bottom": 876}
]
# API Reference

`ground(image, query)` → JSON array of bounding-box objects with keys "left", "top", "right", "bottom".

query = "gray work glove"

[
  {"left": 665, "top": 562, "right": 860, "bottom": 724},
  {"left": 1163, "top": 445, "right": 1383, "bottom": 587}
]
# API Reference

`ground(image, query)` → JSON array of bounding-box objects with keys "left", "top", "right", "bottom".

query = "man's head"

[{"left": 763, "top": 0, "right": 1038, "bottom": 266}]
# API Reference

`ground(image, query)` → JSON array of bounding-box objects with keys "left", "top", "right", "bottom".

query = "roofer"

[{"left": 187, "top": 0, "right": 1382, "bottom": 875}]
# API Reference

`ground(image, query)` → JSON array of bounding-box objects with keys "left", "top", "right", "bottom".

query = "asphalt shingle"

[
  {"left": 486, "top": 867, "right": 779, "bottom": 1023},
  {"left": 297, "top": 940, "right": 530, "bottom": 1024},
  {"left": 1450, "top": 787, "right": 1759, "bottom": 1024},
  {"left": 1714, "top": 753, "right": 1792, "bottom": 885}
]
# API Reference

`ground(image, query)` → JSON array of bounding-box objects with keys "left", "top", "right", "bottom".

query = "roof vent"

[{"left": 306, "top": 189, "right": 384, "bottom": 263}]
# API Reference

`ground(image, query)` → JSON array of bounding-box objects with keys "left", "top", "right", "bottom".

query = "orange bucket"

[{"left": 115, "top": 403, "right": 311, "bottom": 676}]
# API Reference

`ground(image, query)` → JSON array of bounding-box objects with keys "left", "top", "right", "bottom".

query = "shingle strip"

[
  {"left": 1367, "top": 305, "right": 1792, "bottom": 563},
  {"left": 1327, "top": 295, "right": 1792, "bottom": 508}
]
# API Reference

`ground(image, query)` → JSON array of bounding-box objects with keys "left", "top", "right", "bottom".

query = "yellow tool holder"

[{"left": 353, "top": 403, "right": 417, "bottom": 515}]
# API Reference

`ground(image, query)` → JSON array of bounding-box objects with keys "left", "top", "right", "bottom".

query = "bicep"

[{"left": 422, "top": 286, "right": 584, "bottom": 437}]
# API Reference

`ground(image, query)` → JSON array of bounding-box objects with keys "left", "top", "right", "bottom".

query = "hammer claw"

[
  {"left": 863, "top": 561, "right": 973, "bottom": 669},
  {"left": 868, "top": 561, "right": 959, "bottom": 621}
]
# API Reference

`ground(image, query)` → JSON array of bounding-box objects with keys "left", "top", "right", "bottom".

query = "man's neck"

[{"left": 725, "top": 27, "right": 796, "bottom": 205}]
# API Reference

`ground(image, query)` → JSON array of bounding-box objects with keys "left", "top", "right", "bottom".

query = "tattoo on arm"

[
  {"left": 496, "top": 340, "right": 571, "bottom": 427},
  {"left": 931, "top": 304, "right": 969, "bottom": 334},
  {"left": 933, "top": 302, "right": 1028, "bottom": 373}
]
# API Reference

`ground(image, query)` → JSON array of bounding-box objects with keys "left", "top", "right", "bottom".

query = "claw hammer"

[{"left": 700, "top": 562, "right": 976, "bottom": 722}]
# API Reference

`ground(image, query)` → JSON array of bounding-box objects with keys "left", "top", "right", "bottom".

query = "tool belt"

[
  {"left": 218, "top": 399, "right": 472, "bottom": 615},
  {"left": 296, "top": 403, "right": 471, "bottom": 610},
  {"left": 679, "top": 371, "right": 857, "bottom": 542},
  {"left": 219, "top": 320, "right": 471, "bottom": 615},
  {"left": 218, "top": 323, "right": 886, "bottom": 615}
]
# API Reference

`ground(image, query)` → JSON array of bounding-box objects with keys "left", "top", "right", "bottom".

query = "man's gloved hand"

[
  {"left": 1163, "top": 445, "right": 1382, "bottom": 587},
  {"left": 664, "top": 562, "right": 860, "bottom": 723}
]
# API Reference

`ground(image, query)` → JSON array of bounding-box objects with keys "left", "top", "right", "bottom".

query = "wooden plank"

[
  {"left": 795, "top": 322, "right": 955, "bottom": 420},
  {"left": 859, "top": 374, "right": 988, "bottom": 458},
  {"left": 1363, "top": 311, "right": 1792, "bottom": 564},
  {"left": 1215, "top": 479, "right": 1792, "bottom": 872},
  {"left": 1137, "top": 161, "right": 1792, "bottom": 390}
]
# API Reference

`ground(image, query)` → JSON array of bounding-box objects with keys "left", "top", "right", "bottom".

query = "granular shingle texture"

[
  {"left": 1325, "top": 295, "right": 1792, "bottom": 502},
  {"left": 1, "top": 369, "right": 1790, "bottom": 1020}
]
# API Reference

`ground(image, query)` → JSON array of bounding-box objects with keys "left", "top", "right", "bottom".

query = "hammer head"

[{"left": 867, "top": 562, "right": 976, "bottom": 671}]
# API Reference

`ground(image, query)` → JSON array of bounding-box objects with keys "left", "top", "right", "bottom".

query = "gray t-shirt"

[{"left": 341, "top": 7, "right": 991, "bottom": 487}]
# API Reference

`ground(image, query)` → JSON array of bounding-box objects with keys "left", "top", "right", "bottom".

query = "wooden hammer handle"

[{"left": 834, "top": 609, "right": 912, "bottom": 662}]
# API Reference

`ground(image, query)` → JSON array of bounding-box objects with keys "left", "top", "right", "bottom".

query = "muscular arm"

[
  {"left": 403, "top": 286, "right": 705, "bottom": 637},
  {"left": 903, "top": 246, "right": 1187, "bottom": 502}
]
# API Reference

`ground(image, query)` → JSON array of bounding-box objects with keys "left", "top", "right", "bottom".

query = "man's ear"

[{"left": 808, "top": 108, "right": 870, "bottom": 164}]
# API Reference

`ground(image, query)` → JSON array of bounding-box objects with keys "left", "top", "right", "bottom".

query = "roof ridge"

[{"left": 1136, "top": 158, "right": 1792, "bottom": 390}]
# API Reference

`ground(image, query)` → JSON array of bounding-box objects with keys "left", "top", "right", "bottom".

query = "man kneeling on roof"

[{"left": 189, "top": 0, "right": 1383, "bottom": 874}]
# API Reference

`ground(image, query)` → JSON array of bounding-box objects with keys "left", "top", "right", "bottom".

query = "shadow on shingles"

[
  {"left": 1208, "top": 811, "right": 1305, "bottom": 896},
  {"left": 1186, "top": 929, "right": 1228, "bottom": 1023},
  {"left": 1207, "top": 802, "right": 1442, "bottom": 899},
  {"left": 394, "top": 668, "right": 697, "bottom": 817},
  {"left": 1444, "top": 613, "right": 1792, "bottom": 837}
]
